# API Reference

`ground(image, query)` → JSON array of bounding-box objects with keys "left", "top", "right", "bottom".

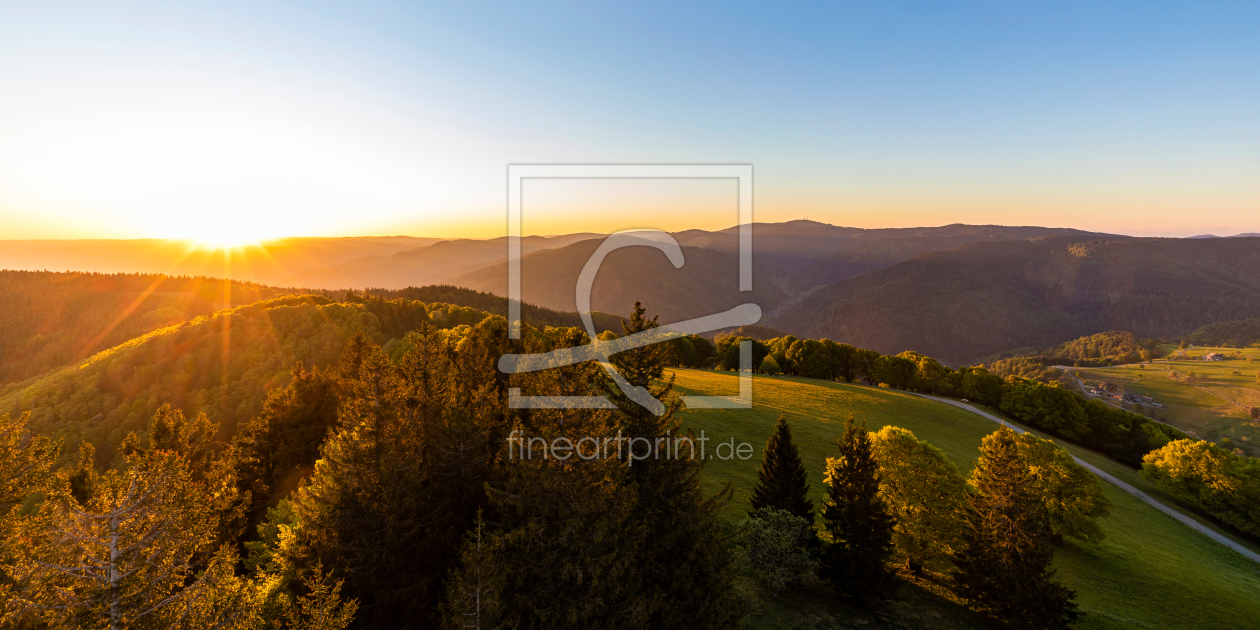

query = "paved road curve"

[{"left": 908, "top": 392, "right": 1260, "bottom": 565}]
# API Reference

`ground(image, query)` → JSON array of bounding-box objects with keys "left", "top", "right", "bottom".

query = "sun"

[
  {"left": 156, "top": 219, "right": 276, "bottom": 250},
  {"left": 190, "top": 234, "right": 264, "bottom": 250}
]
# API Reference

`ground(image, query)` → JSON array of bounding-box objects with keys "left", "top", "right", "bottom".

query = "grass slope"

[{"left": 670, "top": 369, "right": 1260, "bottom": 630}]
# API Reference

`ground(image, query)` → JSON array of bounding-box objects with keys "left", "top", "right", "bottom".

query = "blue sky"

[{"left": 1, "top": 1, "right": 1257, "bottom": 241}]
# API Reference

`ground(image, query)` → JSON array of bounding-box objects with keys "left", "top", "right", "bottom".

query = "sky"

[{"left": 1, "top": 1, "right": 1257, "bottom": 244}]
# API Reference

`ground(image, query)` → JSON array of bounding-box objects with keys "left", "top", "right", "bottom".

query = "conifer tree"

[
  {"left": 0, "top": 412, "right": 58, "bottom": 519},
  {"left": 231, "top": 361, "right": 341, "bottom": 521},
  {"left": 600, "top": 301, "right": 743, "bottom": 629},
  {"left": 952, "top": 427, "right": 1078, "bottom": 630},
  {"left": 283, "top": 322, "right": 507, "bottom": 628},
  {"left": 0, "top": 411, "right": 59, "bottom": 625},
  {"left": 442, "top": 322, "right": 643, "bottom": 629},
  {"left": 750, "top": 416, "right": 814, "bottom": 525},
  {"left": 124, "top": 405, "right": 251, "bottom": 556},
  {"left": 820, "top": 417, "right": 896, "bottom": 603},
  {"left": 68, "top": 441, "right": 98, "bottom": 505}
]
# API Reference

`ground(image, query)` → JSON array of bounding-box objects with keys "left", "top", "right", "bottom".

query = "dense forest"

[
  {"left": 0, "top": 271, "right": 298, "bottom": 386},
  {"left": 0, "top": 294, "right": 508, "bottom": 468},
  {"left": 359, "top": 284, "right": 626, "bottom": 332},
  {"left": 1176, "top": 317, "right": 1260, "bottom": 348},
  {"left": 985, "top": 331, "right": 1158, "bottom": 382}
]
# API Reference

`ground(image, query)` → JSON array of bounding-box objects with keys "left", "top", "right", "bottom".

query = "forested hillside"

[
  {"left": 0, "top": 294, "right": 502, "bottom": 466},
  {"left": 361, "top": 284, "right": 626, "bottom": 332},
  {"left": 0, "top": 271, "right": 298, "bottom": 385},
  {"left": 775, "top": 236, "right": 1260, "bottom": 365},
  {"left": 1177, "top": 317, "right": 1260, "bottom": 348},
  {"left": 986, "top": 331, "right": 1155, "bottom": 382}
]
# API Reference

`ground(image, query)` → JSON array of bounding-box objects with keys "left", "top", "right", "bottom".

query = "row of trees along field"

[
  {"left": 0, "top": 303, "right": 751, "bottom": 629},
  {"left": 701, "top": 332, "right": 1186, "bottom": 466},
  {"left": 695, "top": 331, "right": 1260, "bottom": 543},
  {"left": 741, "top": 416, "right": 1109, "bottom": 630},
  {"left": 1141, "top": 439, "right": 1260, "bottom": 538}
]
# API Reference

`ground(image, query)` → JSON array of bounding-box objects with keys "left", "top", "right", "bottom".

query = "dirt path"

[{"left": 907, "top": 392, "right": 1260, "bottom": 565}]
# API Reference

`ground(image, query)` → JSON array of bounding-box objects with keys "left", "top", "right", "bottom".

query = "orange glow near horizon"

[{"left": 4, "top": 175, "right": 1258, "bottom": 242}]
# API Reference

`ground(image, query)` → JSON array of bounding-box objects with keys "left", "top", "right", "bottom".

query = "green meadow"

[
  {"left": 670, "top": 369, "right": 1260, "bottom": 630},
  {"left": 1074, "top": 345, "right": 1260, "bottom": 447}
]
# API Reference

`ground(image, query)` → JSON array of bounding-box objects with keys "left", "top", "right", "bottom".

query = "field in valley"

[
  {"left": 1072, "top": 345, "right": 1260, "bottom": 449},
  {"left": 671, "top": 369, "right": 1260, "bottom": 630}
]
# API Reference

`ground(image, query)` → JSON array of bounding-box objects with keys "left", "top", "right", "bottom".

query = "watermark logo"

[
  {"left": 496, "top": 165, "right": 760, "bottom": 415},
  {"left": 506, "top": 429, "right": 754, "bottom": 463}
]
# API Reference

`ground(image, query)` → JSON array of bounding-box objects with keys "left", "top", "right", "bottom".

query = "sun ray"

[{"left": 76, "top": 239, "right": 207, "bottom": 359}]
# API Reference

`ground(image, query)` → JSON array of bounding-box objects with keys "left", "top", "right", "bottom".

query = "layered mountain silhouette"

[
  {"left": 6, "top": 223, "right": 1258, "bottom": 368},
  {"left": 292, "top": 233, "right": 604, "bottom": 289},
  {"left": 774, "top": 235, "right": 1260, "bottom": 365}
]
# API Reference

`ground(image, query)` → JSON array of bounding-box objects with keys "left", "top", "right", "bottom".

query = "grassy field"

[
  {"left": 670, "top": 368, "right": 1260, "bottom": 630},
  {"left": 1073, "top": 345, "right": 1260, "bottom": 448}
]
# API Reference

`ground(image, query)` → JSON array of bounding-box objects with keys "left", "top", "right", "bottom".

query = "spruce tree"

[
  {"left": 602, "top": 301, "right": 743, "bottom": 629},
  {"left": 442, "top": 322, "right": 643, "bottom": 629},
  {"left": 283, "top": 323, "right": 508, "bottom": 628},
  {"left": 820, "top": 417, "right": 896, "bottom": 604},
  {"left": 952, "top": 427, "right": 1078, "bottom": 630},
  {"left": 750, "top": 416, "right": 814, "bottom": 525},
  {"left": 67, "top": 441, "right": 97, "bottom": 505}
]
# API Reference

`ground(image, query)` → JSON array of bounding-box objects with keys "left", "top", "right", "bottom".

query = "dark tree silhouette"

[
  {"left": 820, "top": 417, "right": 897, "bottom": 604},
  {"left": 750, "top": 416, "right": 814, "bottom": 525}
]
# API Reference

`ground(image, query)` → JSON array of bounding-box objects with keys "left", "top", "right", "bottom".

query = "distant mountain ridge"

[
  {"left": 0, "top": 236, "right": 438, "bottom": 287},
  {"left": 451, "top": 222, "right": 1105, "bottom": 324},
  {"left": 293, "top": 233, "right": 604, "bottom": 289},
  {"left": 13, "top": 222, "right": 1255, "bottom": 367},
  {"left": 774, "top": 236, "right": 1260, "bottom": 366}
]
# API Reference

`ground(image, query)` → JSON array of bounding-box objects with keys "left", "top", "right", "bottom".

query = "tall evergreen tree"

[
  {"left": 232, "top": 361, "right": 341, "bottom": 521},
  {"left": 952, "top": 427, "right": 1078, "bottom": 630},
  {"left": 750, "top": 417, "right": 814, "bottom": 524},
  {"left": 820, "top": 417, "right": 897, "bottom": 604},
  {"left": 442, "top": 322, "right": 645, "bottom": 630},
  {"left": 282, "top": 322, "right": 508, "bottom": 629},
  {"left": 601, "top": 301, "right": 743, "bottom": 629}
]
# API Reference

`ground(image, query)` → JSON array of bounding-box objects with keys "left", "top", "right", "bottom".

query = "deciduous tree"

[{"left": 869, "top": 426, "right": 967, "bottom": 574}]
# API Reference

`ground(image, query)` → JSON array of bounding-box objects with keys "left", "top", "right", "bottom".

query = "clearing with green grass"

[
  {"left": 671, "top": 368, "right": 1260, "bottom": 630},
  {"left": 1072, "top": 345, "right": 1260, "bottom": 449}
]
